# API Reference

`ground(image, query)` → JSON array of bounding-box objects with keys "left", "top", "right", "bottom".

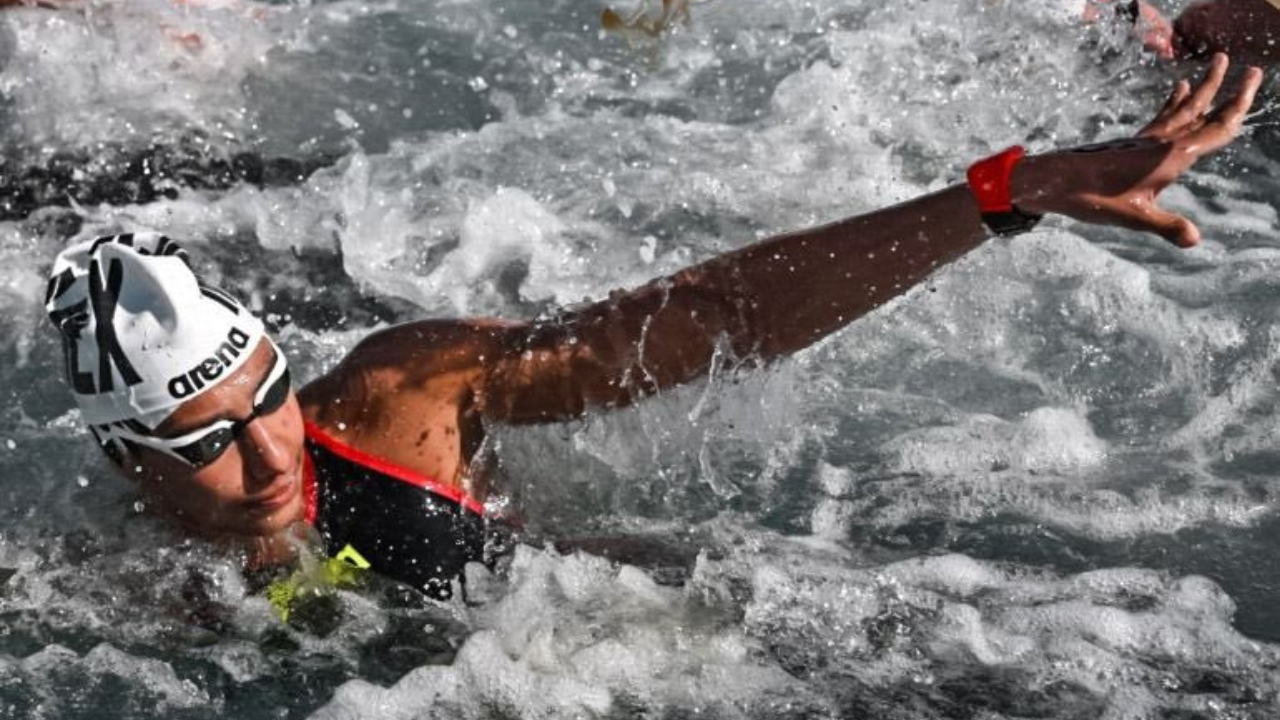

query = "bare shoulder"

[
  {"left": 295, "top": 318, "right": 518, "bottom": 451},
  {"left": 343, "top": 318, "right": 517, "bottom": 382},
  {"left": 292, "top": 318, "right": 525, "bottom": 485}
]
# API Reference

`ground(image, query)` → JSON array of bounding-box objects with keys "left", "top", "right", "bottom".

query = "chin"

[{"left": 235, "top": 491, "right": 306, "bottom": 538}]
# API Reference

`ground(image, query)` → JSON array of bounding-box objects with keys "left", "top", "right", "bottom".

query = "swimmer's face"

[{"left": 122, "top": 339, "right": 307, "bottom": 539}]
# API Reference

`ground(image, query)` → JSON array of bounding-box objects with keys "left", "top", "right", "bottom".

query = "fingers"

[
  {"left": 1087, "top": 194, "right": 1201, "bottom": 248},
  {"left": 1185, "top": 52, "right": 1230, "bottom": 117},
  {"left": 1144, "top": 79, "right": 1191, "bottom": 132},
  {"left": 1206, "top": 65, "right": 1263, "bottom": 133},
  {"left": 1128, "top": 61, "right": 1262, "bottom": 248},
  {"left": 1161, "top": 80, "right": 1192, "bottom": 117},
  {"left": 1139, "top": 53, "right": 1230, "bottom": 138},
  {"left": 1144, "top": 206, "right": 1200, "bottom": 248},
  {"left": 1179, "top": 64, "right": 1264, "bottom": 156},
  {"left": 1139, "top": 55, "right": 1263, "bottom": 164},
  {"left": 1050, "top": 54, "right": 1262, "bottom": 247}
]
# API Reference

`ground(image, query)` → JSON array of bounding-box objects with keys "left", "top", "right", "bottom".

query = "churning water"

[{"left": 2, "top": 0, "right": 1280, "bottom": 717}]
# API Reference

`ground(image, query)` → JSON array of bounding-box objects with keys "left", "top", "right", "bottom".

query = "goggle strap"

[{"left": 90, "top": 423, "right": 137, "bottom": 459}]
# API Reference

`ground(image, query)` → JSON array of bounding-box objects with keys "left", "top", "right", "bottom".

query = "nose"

[{"left": 239, "top": 418, "right": 294, "bottom": 481}]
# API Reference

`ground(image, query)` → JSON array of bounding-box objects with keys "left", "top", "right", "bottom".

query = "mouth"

[{"left": 243, "top": 470, "right": 300, "bottom": 514}]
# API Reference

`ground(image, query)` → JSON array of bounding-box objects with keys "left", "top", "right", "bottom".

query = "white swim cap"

[{"left": 45, "top": 233, "right": 266, "bottom": 429}]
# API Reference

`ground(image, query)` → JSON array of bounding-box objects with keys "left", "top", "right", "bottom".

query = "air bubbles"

[
  {"left": 639, "top": 236, "right": 657, "bottom": 264},
  {"left": 333, "top": 109, "right": 359, "bottom": 130}
]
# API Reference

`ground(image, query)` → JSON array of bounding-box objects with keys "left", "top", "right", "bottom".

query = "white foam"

[
  {"left": 0, "top": 226, "right": 47, "bottom": 367},
  {"left": 314, "top": 545, "right": 809, "bottom": 719},
  {"left": 883, "top": 405, "right": 1108, "bottom": 478},
  {"left": 0, "top": 0, "right": 278, "bottom": 148}
]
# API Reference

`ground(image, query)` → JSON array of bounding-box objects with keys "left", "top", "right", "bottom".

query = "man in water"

[
  {"left": 8, "top": 0, "right": 1280, "bottom": 62},
  {"left": 44, "top": 56, "right": 1261, "bottom": 598},
  {"left": 1088, "top": 0, "right": 1280, "bottom": 62}
]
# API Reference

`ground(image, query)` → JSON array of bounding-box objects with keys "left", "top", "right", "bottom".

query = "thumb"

[{"left": 1144, "top": 206, "right": 1200, "bottom": 248}]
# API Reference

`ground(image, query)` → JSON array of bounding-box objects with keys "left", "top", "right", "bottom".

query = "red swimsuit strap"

[
  {"left": 302, "top": 448, "right": 318, "bottom": 525},
  {"left": 302, "top": 420, "right": 485, "bottom": 516}
]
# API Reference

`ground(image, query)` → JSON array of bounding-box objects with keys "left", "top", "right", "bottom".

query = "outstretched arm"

[
  {"left": 464, "top": 55, "right": 1260, "bottom": 422},
  {"left": 325, "top": 56, "right": 1259, "bottom": 430}
]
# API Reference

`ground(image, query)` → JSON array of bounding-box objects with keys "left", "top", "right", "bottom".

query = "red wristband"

[
  {"left": 966, "top": 146, "right": 1042, "bottom": 237},
  {"left": 967, "top": 145, "right": 1025, "bottom": 214}
]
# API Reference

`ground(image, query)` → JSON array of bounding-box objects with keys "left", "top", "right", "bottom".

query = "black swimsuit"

[{"left": 301, "top": 421, "right": 502, "bottom": 599}]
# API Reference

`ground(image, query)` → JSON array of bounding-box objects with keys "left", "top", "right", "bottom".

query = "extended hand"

[{"left": 1013, "top": 53, "right": 1262, "bottom": 248}]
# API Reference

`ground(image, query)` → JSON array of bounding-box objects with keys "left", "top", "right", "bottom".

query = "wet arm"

[
  {"left": 477, "top": 185, "right": 990, "bottom": 422},
  {"left": 476, "top": 57, "right": 1260, "bottom": 423},
  {"left": 320, "top": 58, "right": 1257, "bottom": 426}
]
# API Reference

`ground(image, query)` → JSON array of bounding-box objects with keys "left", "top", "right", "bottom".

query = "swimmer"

[
  {"left": 1087, "top": 0, "right": 1280, "bottom": 63},
  {"left": 44, "top": 55, "right": 1262, "bottom": 600}
]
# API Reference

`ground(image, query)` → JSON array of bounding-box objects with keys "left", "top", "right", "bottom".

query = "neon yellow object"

[
  {"left": 334, "top": 544, "right": 371, "bottom": 570},
  {"left": 265, "top": 544, "right": 371, "bottom": 623}
]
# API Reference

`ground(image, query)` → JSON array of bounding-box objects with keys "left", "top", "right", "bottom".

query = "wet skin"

[
  {"left": 127, "top": 340, "right": 308, "bottom": 540},
  {"left": 1174, "top": 0, "right": 1280, "bottom": 63},
  {"left": 117, "top": 57, "right": 1261, "bottom": 562}
]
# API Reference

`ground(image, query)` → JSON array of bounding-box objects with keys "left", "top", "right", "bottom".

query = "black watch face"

[{"left": 983, "top": 210, "right": 1042, "bottom": 237}]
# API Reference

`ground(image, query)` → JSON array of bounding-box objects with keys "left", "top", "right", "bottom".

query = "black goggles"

[{"left": 98, "top": 348, "right": 292, "bottom": 468}]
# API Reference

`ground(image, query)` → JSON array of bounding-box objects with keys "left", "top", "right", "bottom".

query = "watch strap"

[{"left": 966, "top": 146, "right": 1043, "bottom": 237}]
